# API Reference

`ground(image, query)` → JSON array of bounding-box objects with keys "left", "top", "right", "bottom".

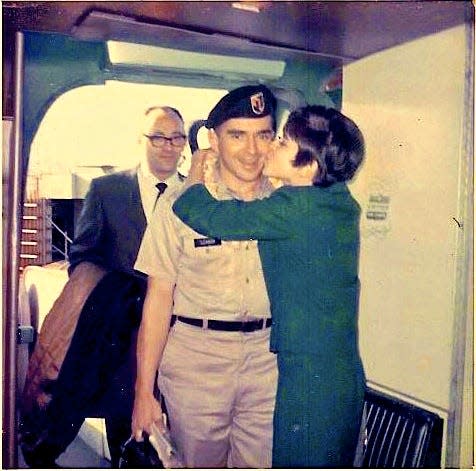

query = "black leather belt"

[{"left": 172, "top": 315, "right": 272, "bottom": 332}]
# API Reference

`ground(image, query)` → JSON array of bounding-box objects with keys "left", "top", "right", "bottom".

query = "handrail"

[
  {"left": 51, "top": 243, "right": 68, "bottom": 259},
  {"left": 45, "top": 215, "right": 72, "bottom": 261},
  {"left": 46, "top": 215, "right": 73, "bottom": 243}
]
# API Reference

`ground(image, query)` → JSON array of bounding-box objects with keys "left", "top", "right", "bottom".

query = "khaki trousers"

[{"left": 158, "top": 320, "right": 278, "bottom": 468}]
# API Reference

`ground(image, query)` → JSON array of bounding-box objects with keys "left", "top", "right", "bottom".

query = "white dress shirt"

[{"left": 137, "top": 162, "right": 184, "bottom": 223}]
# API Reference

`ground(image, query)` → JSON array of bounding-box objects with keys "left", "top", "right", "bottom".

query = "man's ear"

[{"left": 208, "top": 129, "right": 219, "bottom": 153}]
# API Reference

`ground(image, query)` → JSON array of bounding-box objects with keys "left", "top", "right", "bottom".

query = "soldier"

[{"left": 132, "top": 85, "right": 278, "bottom": 468}]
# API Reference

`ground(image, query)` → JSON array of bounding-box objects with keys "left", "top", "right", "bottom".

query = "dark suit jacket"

[
  {"left": 21, "top": 168, "right": 186, "bottom": 464},
  {"left": 68, "top": 168, "right": 146, "bottom": 276}
]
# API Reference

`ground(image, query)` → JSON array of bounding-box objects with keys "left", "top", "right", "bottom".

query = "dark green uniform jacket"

[{"left": 173, "top": 183, "right": 365, "bottom": 467}]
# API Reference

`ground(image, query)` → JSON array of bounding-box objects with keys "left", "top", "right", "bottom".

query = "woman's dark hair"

[{"left": 283, "top": 105, "right": 365, "bottom": 187}]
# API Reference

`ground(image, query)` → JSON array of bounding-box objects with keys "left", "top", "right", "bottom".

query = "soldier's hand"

[{"left": 131, "top": 391, "right": 164, "bottom": 441}]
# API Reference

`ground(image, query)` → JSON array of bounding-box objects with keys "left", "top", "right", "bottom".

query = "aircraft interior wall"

[{"left": 343, "top": 25, "right": 472, "bottom": 467}]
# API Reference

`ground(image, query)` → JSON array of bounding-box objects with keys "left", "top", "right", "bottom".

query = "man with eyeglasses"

[
  {"left": 132, "top": 85, "right": 279, "bottom": 468},
  {"left": 65, "top": 106, "right": 187, "bottom": 466},
  {"left": 69, "top": 105, "right": 186, "bottom": 272}
]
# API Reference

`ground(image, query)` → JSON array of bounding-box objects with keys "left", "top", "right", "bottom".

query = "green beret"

[{"left": 206, "top": 85, "right": 276, "bottom": 130}]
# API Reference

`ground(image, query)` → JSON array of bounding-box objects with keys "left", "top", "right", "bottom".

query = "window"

[{"left": 30, "top": 81, "right": 226, "bottom": 179}]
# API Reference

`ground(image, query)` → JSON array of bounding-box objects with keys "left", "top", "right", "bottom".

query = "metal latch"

[{"left": 17, "top": 325, "right": 35, "bottom": 344}]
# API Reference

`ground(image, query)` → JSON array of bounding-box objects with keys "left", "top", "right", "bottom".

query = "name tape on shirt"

[{"left": 194, "top": 237, "right": 222, "bottom": 248}]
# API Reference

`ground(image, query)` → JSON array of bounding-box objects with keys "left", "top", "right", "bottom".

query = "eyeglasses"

[{"left": 144, "top": 134, "right": 187, "bottom": 148}]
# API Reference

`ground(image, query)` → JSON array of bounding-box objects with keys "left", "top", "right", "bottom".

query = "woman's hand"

[
  {"left": 187, "top": 148, "right": 216, "bottom": 184},
  {"left": 131, "top": 391, "right": 165, "bottom": 441}
]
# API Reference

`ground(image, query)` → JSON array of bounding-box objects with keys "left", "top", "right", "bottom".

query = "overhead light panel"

[{"left": 107, "top": 41, "right": 286, "bottom": 79}]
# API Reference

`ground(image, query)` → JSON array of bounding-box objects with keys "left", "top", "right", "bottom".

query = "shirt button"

[{"left": 245, "top": 277, "right": 250, "bottom": 283}]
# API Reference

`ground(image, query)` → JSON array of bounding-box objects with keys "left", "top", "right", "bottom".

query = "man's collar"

[
  {"left": 138, "top": 161, "right": 182, "bottom": 186},
  {"left": 138, "top": 161, "right": 153, "bottom": 182}
]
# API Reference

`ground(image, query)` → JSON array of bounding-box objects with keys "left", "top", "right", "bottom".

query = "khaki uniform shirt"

[{"left": 135, "top": 164, "right": 272, "bottom": 321}]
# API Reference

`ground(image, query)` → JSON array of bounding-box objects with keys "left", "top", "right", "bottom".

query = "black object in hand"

[{"left": 118, "top": 433, "right": 164, "bottom": 469}]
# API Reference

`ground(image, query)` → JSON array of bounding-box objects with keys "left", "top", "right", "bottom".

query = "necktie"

[{"left": 153, "top": 182, "right": 168, "bottom": 211}]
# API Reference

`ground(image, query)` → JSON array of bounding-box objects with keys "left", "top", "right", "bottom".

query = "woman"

[{"left": 173, "top": 105, "right": 366, "bottom": 467}]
